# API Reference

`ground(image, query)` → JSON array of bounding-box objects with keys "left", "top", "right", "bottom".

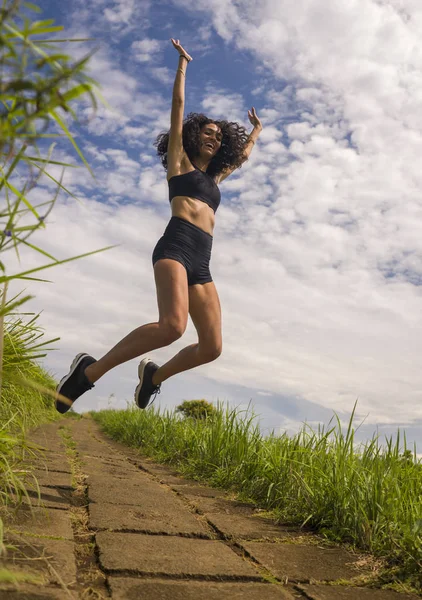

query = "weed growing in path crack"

[{"left": 59, "top": 426, "right": 108, "bottom": 599}]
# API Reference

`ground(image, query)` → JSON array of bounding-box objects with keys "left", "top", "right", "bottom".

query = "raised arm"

[
  {"left": 171, "top": 38, "right": 192, "bottom": 104},
  {"left": 218, "top": 108, "right": 263, "bottom": 183},
  {"left": 167, "top": 39, "right": 192, "bottom": 173}
]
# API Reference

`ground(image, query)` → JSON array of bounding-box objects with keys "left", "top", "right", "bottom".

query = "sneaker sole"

[
  {"left": 134, "top": 357, "right": 151, "bottom": 408},
  {"left": 56, "top": 352, "right": 90, "bottom": 400}
]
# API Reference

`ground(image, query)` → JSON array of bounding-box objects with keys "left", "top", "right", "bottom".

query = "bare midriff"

[{"left": 169, "top": 195, "right": 215, "bottom": 236}]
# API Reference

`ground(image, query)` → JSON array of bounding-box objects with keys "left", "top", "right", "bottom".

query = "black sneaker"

[
  {"left": 134, "top": 358, "right": 161, "bottom": 409},
  {"left": 55, "top": 353, "right": 96, "bottom": 414}
]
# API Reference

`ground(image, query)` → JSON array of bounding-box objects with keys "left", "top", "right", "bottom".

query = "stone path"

[{"left": 0, "top": 417, "right": 419, "bottom": 599}]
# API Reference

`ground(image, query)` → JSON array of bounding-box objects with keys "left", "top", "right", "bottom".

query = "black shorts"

[{"left": 152, "top": 216, "right": 213, "bottom": 286}]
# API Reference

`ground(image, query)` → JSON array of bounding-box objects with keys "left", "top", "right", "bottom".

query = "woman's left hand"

[{"left": 248, "top": 107, "right": 262, "bottom": 130}]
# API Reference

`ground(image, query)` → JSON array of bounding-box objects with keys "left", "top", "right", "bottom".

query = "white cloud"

[
  {"left": 104, "top": 0, "right": 136, "bottom": 25},
  {"left": 148, "top": 67, "right": 173, "bottom": 85},
  {"left": 202, "top": 90, "right": 246, "bottom": 123},
  {"left": 71, "top": 0, "right": 152, "bottom": 35},
  {"left": 131, "top": 38, "right": 162, "bottom": 63}
]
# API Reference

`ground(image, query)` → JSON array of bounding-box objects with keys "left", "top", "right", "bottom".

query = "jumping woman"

[{"left": 55, "top": 38, "right": 262, "bottom": 413}]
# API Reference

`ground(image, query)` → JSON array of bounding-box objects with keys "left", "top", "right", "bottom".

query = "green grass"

[
  {"left": 92, "top": 402, "right": 422, "bottom": 592},
  {"left": 0, "top": 311, "right": 59, "bottom": 557}
]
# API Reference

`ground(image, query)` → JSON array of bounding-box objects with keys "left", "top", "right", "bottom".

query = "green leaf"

[
  {"left": 22, "top": 2, "right": 43, "bottom": 13},
  {"left": 14, "top": 134, "right": 65, "bottom": 139},
  {"left": 3, "top": 22, "right": 63, "bottom": 72},
  {"left": 30, "top": 19, "right": 56, "bottom": 29},
  {"left": 49, "top": 109, "right": 95, "bottom": 180},
  {"left": 0, "top": 245, "right": 118, "bottom": 284},
  {"left": 0, "top": 295, "right": 34, "bottom": 318},
  {"left": 3, "top": 180, "right": 41, "bottom": 219},
  {"left": 29, "top": 26, "right": 64, "bottom": 36},
  {"left": 0, "top": 144, "right": 28, "bottom": 194},
  {"left": 27, "top": 160, "right": 80, "bottom": 201},
  {"left": 4, "top": 80, "right": 36, "bottom": 92},
  {"left": 35, "top": 54, "right": 69, "bottom": 68},
  {"left": 61, "top": 83, "right": 91, "bottom": 103},
  {"left": 22, "top": 156, "right": 79, "bottom": 168},
  {"left": 32, "top": 38, "right": 96, "bottom": 43},
  {"left": 19, "top": 238, "right": 59, "bottom": 262},
  {"left": 11, "top": 275, "right": 54, "bottom": 283}
]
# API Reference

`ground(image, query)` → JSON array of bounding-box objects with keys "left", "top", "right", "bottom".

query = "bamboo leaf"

[
  {"left": 22, "top": 2, "right": 42, "bottom": 13},
  {"left": 33, "top": 38, "right": 96, "bottom": 43},
  {"left": 61, "top": 83, "right": 91, "bottom": 103},
  {"left": 22, "top": 156, "right": 79, "bottom": 167},
  {"left": 3, "top": 180, "right": 40, "bottom": 219},
  {"left": 18, "top": 238, "right": 59, "bottom": 262},
  {"left": 0, "top": 245, "right": 118, "bottom": 284},
  {"left": 29, "top": 19, "right": 56, "bottom": 30},
  {"left": 0, "top": 144, "right": 28, "bottom": 193},
  {"left": 27, "top": 160, "right": 80, "bottom": 201},
  {"left": 0, "top": 295, "right": 34, "bottom": 318},
  {"left": 49, "top": 109, "right": 95, "bottom": 180},
  {"left": 29, "top": 26, "right": 63, "bottom": 35},
  {"left": 11, "top": 276, "right": 54, "bottom": 283},
  {"left": 35, "top": 54, "right": 69, "bottom": 68}
]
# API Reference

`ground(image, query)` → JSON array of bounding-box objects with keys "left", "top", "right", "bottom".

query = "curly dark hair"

[{"left": 153, "top": 112, "right": 250, "bottom": 178}]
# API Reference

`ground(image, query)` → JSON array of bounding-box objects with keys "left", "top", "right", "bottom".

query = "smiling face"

[{"left": 199, "top": 123, "right": 223, "bottom": 159}]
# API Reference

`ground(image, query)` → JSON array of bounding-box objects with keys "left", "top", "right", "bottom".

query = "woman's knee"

[
  {"left": 200, "top": 343, "right": 222, "bottom": 363},
  {"left": 160, "top": 319, "right": 186, "bottom": 344}
]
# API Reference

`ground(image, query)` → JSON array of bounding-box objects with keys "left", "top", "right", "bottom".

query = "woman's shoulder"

[{"left": 166, "top": 151, "right": 195, "bottom": 181}]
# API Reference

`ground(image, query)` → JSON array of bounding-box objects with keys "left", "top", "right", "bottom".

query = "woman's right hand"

[{"left": 171, "top": 38, "right": 193, "bottom": 62}]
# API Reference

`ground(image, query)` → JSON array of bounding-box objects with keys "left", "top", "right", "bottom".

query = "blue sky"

[{"left": 7, "top": 0, "right": 422, "bottom": 452}]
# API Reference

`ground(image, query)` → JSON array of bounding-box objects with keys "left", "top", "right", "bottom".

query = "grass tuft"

[{"left": 0, "top": 310, "right": 60, "bottom": 568}]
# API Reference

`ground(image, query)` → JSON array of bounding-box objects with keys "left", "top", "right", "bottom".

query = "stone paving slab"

[
  {"left": 136, "top": 461, "right": 183, "bottom": 477},
  {"left": 27, "top": 430, "right": 65, "bottom": 454},
  {"left": 29, "top": 443, "right": 64, "bottom": 455},
  {"left": 109, "top": 577, "right": 297, "bottom": 599},
  {"left": 1, "top": 536, "right": 77, "bottom": 587},
  {"left": 186, "top": 496, "right": 270, "bottom": 517},
  {"left": 203, "top": 511, "right": 303, "bottom": 540},
  {"left": 32, "top": 469, "right": 73, "bottom": 489},
  {"left": 82, "top": 459, "right": 139, "bottom": 479},
  {"left": 298, "top": 584, "right": 420, "bottom": 600},
  {"left": 29, "top": 422, "right": 64, "bottom": 439},
  {"left": 240, "top": 542, "right": 365, "bottom": 582},
  {"left": 28, "top": 433, "right": 63, "bottom": 446},
  {"left": 80, "top": 453, "right": 137, "bottom": 468},
  {"left": 69, "top": 439, "right": 121, "bottom": 460},
  {"left": 97, "top": 532, "right": 261, "bottom": 578},
  {"left": 87, "top": 472, "right": 167, "bottom": 505},
  {"left": 20, "top": 485, "right": 72, "bottom": 510},
  {"left": 185, "top": 496, "right": 306, "bottom": 540},
  {"left": 31, "top": 455, "right": 72, "bottom": 474},
  {"left": 1, "top": 506, "right": 74, "bottom": 540},
  {"left": 67, "top": 428, "right": 122, "bottom": 458},
  {"left": 88, "top": 431, "right": 146, "bottom": 460},
  {"left": 89, "top": 499, "right": 210, "bottom": 536}
]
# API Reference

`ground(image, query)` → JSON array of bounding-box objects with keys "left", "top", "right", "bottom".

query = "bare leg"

[
  {"left": 85, "top": 323, "right": 175, "bottom": 383},
  {"left": 152, "top": 278, "right": 223, "bottom": 386},
  {"left": 84, "top": 258, "right": 191, "bottom": 384},
  {"left": 152, "top": 343, "right": 218, "bottom": 386}
]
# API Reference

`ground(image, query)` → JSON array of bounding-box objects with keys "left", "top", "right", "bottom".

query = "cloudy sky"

[{"left": 6, "top": 0, "right": 422, "bottom": 451}]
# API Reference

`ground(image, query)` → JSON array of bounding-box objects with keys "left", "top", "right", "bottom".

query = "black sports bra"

[{"left": 168, "top": 164, "right": 221, "bottom": 213}]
